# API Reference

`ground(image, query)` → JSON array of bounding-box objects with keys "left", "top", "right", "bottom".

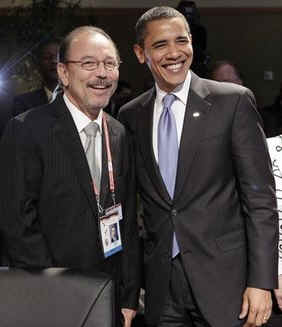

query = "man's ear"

[
  {"left": 57, "top": 62, "right": 69, "bottom": 87},
  {"left": 133, "top": 44, "right": 146, "bottom": 64}
]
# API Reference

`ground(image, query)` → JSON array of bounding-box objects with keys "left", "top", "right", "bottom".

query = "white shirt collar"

[
  {"left": 63, "top": 93, "right": 103, "bottom": 134},
  {"left": 155, "top": 70, "right": 191, "bottom": 108}
]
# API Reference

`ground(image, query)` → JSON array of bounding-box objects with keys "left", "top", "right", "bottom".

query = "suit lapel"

[
  {"left": 137, "top": 89, "right": 172, "bottom": 204},
  {"left": 174, "top": 73, "right": 212, "bottom": 202},
  {"left": 99, "top": 114, "right": 118, "bottom": 206},
  {"left": 51, "top": 96, "right": 98, "bottom": 214}
]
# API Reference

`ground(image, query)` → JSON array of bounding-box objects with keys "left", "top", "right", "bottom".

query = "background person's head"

[
  {"left": 134, "top": 6, "right": 193, "bottom": 93},
  {"left": 36, "top": 39, "right": 60, "bottom": 91},
  {"left": 209, "top": 60, "right": 243, "bottom": 85},
  {"left": 57, "top": 26, "right": 120, "bottom": 120}
]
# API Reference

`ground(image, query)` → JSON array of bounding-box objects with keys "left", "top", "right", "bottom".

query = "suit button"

[{"left": 171, "top": 209, "right": 177, "bottom": 217}]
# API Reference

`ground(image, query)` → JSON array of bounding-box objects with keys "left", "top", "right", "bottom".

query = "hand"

[
  {"left": 274, "top": 274, "right": 282, "bottom": 311},
  {"left": 121, "top": 308, "right": 137, "bottom": 327},
  {"left": 239, "top": 287, "right": 272, "bottom": 326}
]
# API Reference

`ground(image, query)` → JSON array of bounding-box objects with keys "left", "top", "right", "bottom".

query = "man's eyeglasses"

[{"left": 64, "top": 59, "right": 121, "bottom": 72}]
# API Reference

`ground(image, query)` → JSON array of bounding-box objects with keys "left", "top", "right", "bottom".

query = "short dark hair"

[
  {"left": 58, "top": 26, "right": 120, "bottom": 63},
  {"left": 38, "top": 38, "right": 60, "bottom": 52},
  {"left": 135, "top": 6, "right": 190, "bottom": 47},
  {"left": 33, "top": 37, "right": 60, "bottom": 64}
]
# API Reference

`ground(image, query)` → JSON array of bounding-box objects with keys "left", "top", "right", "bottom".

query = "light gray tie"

[
  {"left": 158, "top": 94, "right": 180, "bottom": 258},
  {"left": 84, "top": 121, "right": 101, "bottom": 192}
]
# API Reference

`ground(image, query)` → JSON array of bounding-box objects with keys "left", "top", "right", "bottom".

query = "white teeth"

[
  {"left": 93, "top": 85, "right": 107, "bottom": 89},
  {"left": 166, "top": 63, "right": 182, "bottom": 71}
]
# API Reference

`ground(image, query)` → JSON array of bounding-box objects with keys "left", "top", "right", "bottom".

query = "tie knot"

[
  {"left": 84, "top": 121, "right": 99, "bottom": 137},
  {"left": 163, "top": 94, "right": 176, "bottom": 110}
]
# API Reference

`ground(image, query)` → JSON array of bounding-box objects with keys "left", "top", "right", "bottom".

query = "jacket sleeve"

[
  {"left": 0, "top": 118, "right": 53, "bottom": 267},
  {"left": 232, "top": 89, "right": 278, "bottom": 289},
  {"left": 119, "top": 124, "right": 142, "bottom": 310}
]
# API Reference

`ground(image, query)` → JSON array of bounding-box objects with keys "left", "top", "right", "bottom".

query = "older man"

[
  {"left": 0, "top": 26, "right": 140, "bottom": 327},
  {"left": 119, "top": 6, "right": 278, "bottom": 327}
]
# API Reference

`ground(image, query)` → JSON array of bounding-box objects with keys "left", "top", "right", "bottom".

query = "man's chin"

[{"left": 88, "top": 99, "right": 110, "bottom": 112}]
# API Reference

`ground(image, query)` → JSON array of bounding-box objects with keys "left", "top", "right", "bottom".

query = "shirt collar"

[
  {"left": 63, "top": 93, "right": 103, "bottom": 134},
  {"left": 155, "top": 70, "right": 191, "bottom": 108},
  {"left": 44, "top": 86, "right": 53, "bottom": 102}
]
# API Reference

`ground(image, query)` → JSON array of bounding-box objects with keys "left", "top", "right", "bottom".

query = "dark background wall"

[
  {"left": 200, "top": 8, "right": 282, "bottom": 107},
  {"left": 2, "top": 6, "right": 282, "bottom": 108},
  {"left": 91, "top": 7, "right": 282, "bottom": 108}
]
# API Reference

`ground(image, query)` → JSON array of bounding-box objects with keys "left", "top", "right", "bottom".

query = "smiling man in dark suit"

[
  {"left": 119, "top": 6, "right": 278, "bottom": 327},
  {"left": 0, "top": 26, "right": 140, "bottom": 327}
]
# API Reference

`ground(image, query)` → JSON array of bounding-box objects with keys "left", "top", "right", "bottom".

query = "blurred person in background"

[
  {"left": 209, "top": 60, "right": 243, "bottom": 85},
  {"left": 12, "top": 38, "right": 60, "bottom": 116}
]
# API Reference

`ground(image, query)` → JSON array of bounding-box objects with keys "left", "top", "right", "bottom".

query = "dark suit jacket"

[
  {"left": 13, "top": 88, "right": 49, "bottom": 117},
  {"left": 0, "top": 95, "right": 141, "bottom": 310},
  {"left": 119, "top": 72, "right": 278, "bottom": 327}
]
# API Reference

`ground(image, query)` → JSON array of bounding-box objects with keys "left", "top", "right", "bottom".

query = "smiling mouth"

[
  {"left": 88, "top": 83, "right": 112, "bottom": 90},
  {"left": 163, "top": 61, "right": 185, "bottom": 72}
]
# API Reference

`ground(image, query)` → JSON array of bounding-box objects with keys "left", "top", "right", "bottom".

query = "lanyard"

[{"left": 92, "top": 113, "right": 116, "bottom": 213}]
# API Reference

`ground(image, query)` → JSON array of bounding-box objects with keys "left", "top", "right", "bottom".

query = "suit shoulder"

[
  {"left": 119, "top": 88, "right": 153, "bottom": 114},
  {"left": 104, "top": 112, "right": 126, "bottom": 135},
  {"left": 14, "top": 102, "right": 55, "bottom": 134},
  {"left": 13, "top": 88, "right": 48, "bottom": 116},
  {"left": 200, "top": 78, "right": 254, "bottom": 98}
]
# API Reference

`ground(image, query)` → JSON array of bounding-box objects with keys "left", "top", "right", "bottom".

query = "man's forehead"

[
  {"left": 71, "top": 31, "right": 109, "bottom": 46},
  {"left": 144, "top": 17, "right": 190, "bottom": 37},
  {"left": 69, "top": 32, "right": 116, "bottom": 55}
]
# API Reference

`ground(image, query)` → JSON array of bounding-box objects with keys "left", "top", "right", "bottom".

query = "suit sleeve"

[
  {"left": 119, "top": 127, "right": 141, "bottom": 309},
  {"left": 0, "top": 118, "right": 53, "bottom": 267},
  {"left": 232, "top": 89, "right": 278, "bottom": 289}
]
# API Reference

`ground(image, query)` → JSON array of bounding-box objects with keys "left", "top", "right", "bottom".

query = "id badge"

[{"left": 99, "top": 204, "right": 123, "bottom": 258}]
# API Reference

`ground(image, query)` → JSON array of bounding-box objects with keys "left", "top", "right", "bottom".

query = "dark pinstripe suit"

[{"left": 0, "top": 95, "right": 141, "bottom": 310}]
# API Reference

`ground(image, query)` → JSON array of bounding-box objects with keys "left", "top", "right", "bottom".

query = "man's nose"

[
  {"left": 95, "top": 62, "right": 107, "bottom": 77},
  {"left": 166, "top": 44, "right": 181, "bottom": 59}
]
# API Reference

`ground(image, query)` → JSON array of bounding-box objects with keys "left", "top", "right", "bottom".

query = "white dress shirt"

[
  {"left": 267, "top": 135, "right": 282, "bottom": 275},
  {"left": 152, "top": 70, "right": 191, "bottom": 163},
  {"left": 63, "top": 94, "right": 103, "bottom": 174}
]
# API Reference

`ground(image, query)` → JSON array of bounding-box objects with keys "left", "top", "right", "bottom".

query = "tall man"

[
  {"left": 119, "top": 7, "right": 278, "bottom": 327},
  {"left": 0, "top": 26, "right": 140, "bottom": 327}
]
